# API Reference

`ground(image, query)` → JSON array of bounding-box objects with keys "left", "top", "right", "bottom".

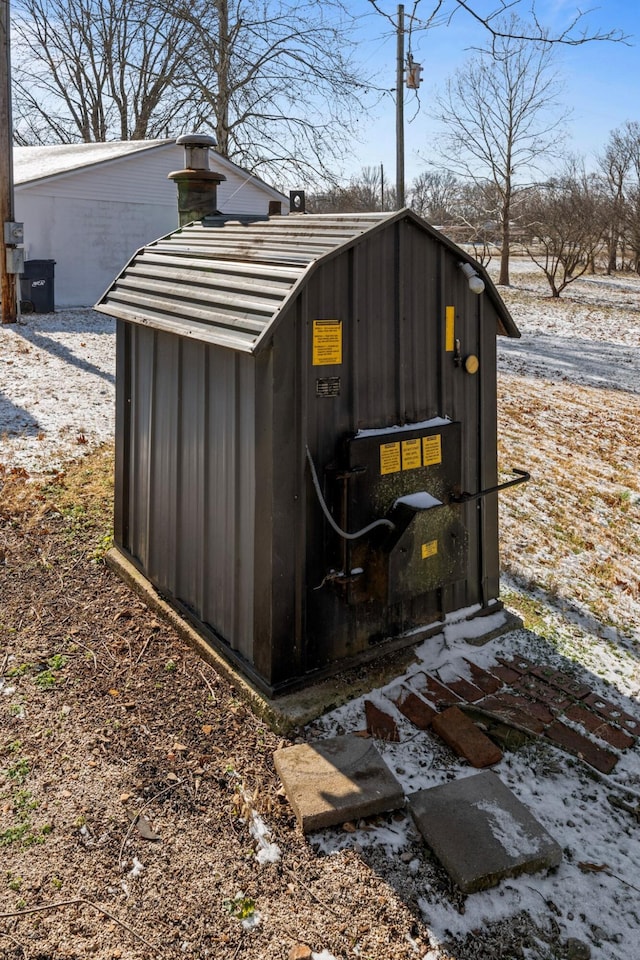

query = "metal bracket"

[{"left": 453, "top": 468, "right": 530, "bottom": 504}]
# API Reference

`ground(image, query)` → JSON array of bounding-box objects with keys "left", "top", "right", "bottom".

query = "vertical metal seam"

[
  {"left": 174, "top": 335, "right": 183, "bottom": 594},
  {"left": 477, "top": 293, "right": 488, "bottom": 607},
  {"left": 233, "top": 351, "right": 241, "bottom": 648},
  {"left": 144, "top": 329, "right": 158, "bottom": 571},
  {"left": 298, "top": 285, "right": 309, "bottom": 673},
  {"left": 396, "top": 220, "right": 405, "bottom": 419},
  {"left": 350, "top": 244, "right": 359, "bottom": 429},
  {"left": 200, "top": 346, "right": 210, "bottom": 620},
  {"left": 294, "top": 297, "right": 305, "bottom": 676}
]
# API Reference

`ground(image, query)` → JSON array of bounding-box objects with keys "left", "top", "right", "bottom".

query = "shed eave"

[{"left": 94, "top": 302, "right": 256, "bottom": 352}]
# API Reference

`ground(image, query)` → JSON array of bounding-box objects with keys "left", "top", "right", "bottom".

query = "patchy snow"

[
  {"left": 0, "top": 308, "right": 115, "bottom": 475},
  {"left": 248, "top": 810, "right": 282, "bottom": 866},
  {"left": 1, "top": 262, "right": 640, "bottom": 959}
]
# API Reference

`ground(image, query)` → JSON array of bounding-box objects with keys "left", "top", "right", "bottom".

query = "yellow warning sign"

[
  {"left": 422, "top": 434, "right": 442, "bottom": 466},
  {"left": 380, "top": 441, "right": 401, "bottom": 475},
  {"left": 445, "top": 305, "right": 455, "bottom": 352},
  {"left": 312, "top": 319, "right": 342, "bottom": 366},
  {"left": 401, "top": 438, "right": 422, "bottom": 471},
  {"left": 422, "top": 540, "right": 438, "bottom": 559}
]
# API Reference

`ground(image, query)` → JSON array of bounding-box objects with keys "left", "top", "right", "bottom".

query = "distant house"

[{"left": 13, "top": 139, "right": 289, "bottom": 308}]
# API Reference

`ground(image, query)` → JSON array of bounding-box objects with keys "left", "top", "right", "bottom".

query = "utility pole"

[
  {"left": 1, "top": 0, "right": 20, "bottom": 324},
  {"left": 396, "top": 3, "right": 404, "bottom": 209}
]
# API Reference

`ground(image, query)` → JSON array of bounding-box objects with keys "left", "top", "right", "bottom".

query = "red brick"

[
  {"left": 364, "top": 700, "right": 400, "bottom": 742},
  {"left": 564, "top": 704, "right": 635, "bottom": 750},
  {"left": 414, "top": 673, "right": 462, "bottom": 708},
  {"left": 544, "top": 721, "right": 618, "bottom": 774},
  {"left": 512, "top": 675, "right": 571, "bottom": 713},
  {"left": 445, "top": 676, "right": 485, "bottom": 703},
  {"left": 497, "top": 655, "right": 536, "bottom": 675},
  {"left": 393, "top": 689, "right": 437, "bottom": 730},
  {"left": 489, "top": 664, "right": 521, "bottom": 685},
  {"left": 478, "top": 694, "right": 552, "bottom": 735},
  {"left": 529, "top": 664, "right": 591, "bottom": 700},
  {"left": 431, "top": 706, "right": 503, "bottom": 768},
  {"left": 582, "top": 694, "right": 640, "bottom": 734},
  {"left": 464, "top": 660, "right": 503, "bottom": 695}
]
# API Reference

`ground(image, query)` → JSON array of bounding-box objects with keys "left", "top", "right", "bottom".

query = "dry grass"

[{"left": 498, "top": 374, "right": 640, "bottom": 637}]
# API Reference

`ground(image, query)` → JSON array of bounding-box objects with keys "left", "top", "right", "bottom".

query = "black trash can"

[{"left": 20, "top": 260, "right": 56, "bottom": 313}]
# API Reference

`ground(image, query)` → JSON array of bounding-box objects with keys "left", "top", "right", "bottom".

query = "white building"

[{"left": 14, "top": 139, "right": 289, "bottom": 308}]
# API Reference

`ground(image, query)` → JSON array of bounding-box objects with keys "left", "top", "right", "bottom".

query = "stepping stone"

[
  {"left": 408, "top": 771, "right": 562, "bottom": 893},
  {"left": 273, "top": 735, "right": 404, "bottom": 833}
]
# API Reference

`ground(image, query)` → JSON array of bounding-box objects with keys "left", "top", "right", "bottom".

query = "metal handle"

[{"left": 453, "top": 468, "right": 530, "bottom": 504}]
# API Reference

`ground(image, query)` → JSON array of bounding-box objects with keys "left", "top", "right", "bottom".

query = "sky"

[{"left": 336, "top": 0, "right": 640, "bottom": 187}]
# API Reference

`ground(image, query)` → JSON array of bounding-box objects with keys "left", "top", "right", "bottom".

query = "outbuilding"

[
  {"left": 96, "top": 206, "right": 522, "bottom": 696},
  {"left": 14, "top": 139, "right": 288, "bottom": 308}
]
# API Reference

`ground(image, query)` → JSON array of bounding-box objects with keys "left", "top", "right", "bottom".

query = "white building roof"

[{"left": 13, "top": 138, "right": 288, "bottom": 203}]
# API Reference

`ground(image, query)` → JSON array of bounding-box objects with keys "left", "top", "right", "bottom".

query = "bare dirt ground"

[{"left": 1, "top": 454, "right": 440, "bottom": 960}]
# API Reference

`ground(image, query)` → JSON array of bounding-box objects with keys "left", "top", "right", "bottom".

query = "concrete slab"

[
  {"left": 408, "top": 771, "right": 562, "bottom": 893},
  {"left": 273, "top": 735, "right": 404, "bottom": 833}
]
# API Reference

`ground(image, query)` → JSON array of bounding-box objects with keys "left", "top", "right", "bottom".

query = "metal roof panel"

[{"left": 96, "top": 211, "right": 519, "bottom": 347}]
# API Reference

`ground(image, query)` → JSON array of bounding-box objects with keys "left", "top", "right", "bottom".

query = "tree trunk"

[
  {"left": 498, "top": 180, "right": 511, "bottom": 286},
  {"left": 216, "top": 0, "right": 230, "bottom": 157}
]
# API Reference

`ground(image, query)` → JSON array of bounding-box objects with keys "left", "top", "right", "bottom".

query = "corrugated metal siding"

[
  {"left": 121, "top": 326, "right": 255, "bottom": 659},
  {"left": 265, "top": 219, "right": 505, "bottom": 678}
]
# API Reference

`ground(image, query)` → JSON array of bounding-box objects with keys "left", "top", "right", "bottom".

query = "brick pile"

[{"left": 365, "top": 653, "right": 638, "bottom": 773}]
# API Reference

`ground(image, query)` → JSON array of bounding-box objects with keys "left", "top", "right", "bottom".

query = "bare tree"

[
  {"left": 433, "top": 16, "right": 567, "bottom": 287},
  {"left": 171, "top": 0, "right": 371, "bottom": 182},
  {"left": 521, "top": 160, "right": 607, "bottom": 297},
  {"left": 367, "top": 0, "right": 626, "bottom": 47},
  {"left": 597, "top": 122, "right": 640, "bottom": 273},
  {"left": 12, "top": 0, "right": 371, "bottom": 183},
  {"left": 308, "top": 167, "right": 396, "bottom": 213},
  {"left": 12, "top": 0, "right": 196, "bottom": 143},
  {"left": 408, "top": 169, "right": 459, "bottom": 223}
]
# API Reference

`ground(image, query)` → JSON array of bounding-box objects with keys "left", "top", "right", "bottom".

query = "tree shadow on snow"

[
  {"left": 498, "top": 333, "right": 639, "bottom": 395},
  {"left": 12, "top": 316, "right": 115, "bottom": 387},
  {"left": 0, "top": 393, "right": 41, "bottom": 440}
]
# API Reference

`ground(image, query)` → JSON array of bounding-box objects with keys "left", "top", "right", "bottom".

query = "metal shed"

[{"left": 96, "top": 210, "right": 521, "bottom": 695}]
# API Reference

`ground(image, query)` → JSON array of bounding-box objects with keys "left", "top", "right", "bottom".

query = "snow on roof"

[
  {"left": 13, "top": 138, "right": 288, "bottom": 202},
  {"left": 13, "top": 139, "right": 174, "bottom": 185}
]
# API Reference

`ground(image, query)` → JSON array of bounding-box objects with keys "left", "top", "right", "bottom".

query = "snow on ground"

[
  {"left": 0, "top": 308, "right": 115, "bottom": 474},
  {"left": 1, "top": 260, "right": 640, "bottom": 959}
]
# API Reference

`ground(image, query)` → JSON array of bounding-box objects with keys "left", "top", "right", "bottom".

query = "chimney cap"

[{"left": 176, "top": 133, "right": 216, "bottom": 148}]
